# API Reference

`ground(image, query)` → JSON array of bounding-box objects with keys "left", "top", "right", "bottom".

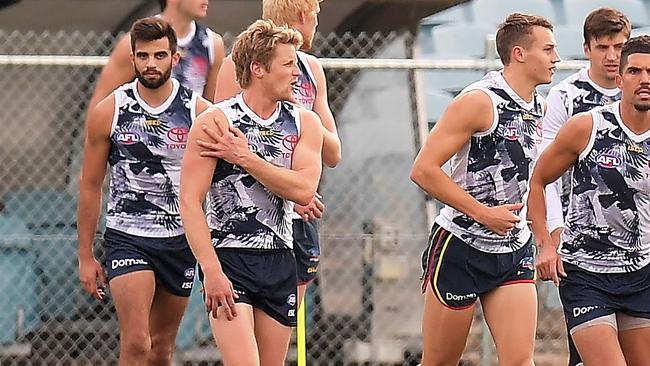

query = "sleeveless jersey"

[
  {"left": 543, "top": 68, "right": 620, "bottom": 219},
  {"left": 106, "top": 79, "right": 196, "bottom": 238},
  {"left": 173, "top": 21, "right": 215, "bottom": 96},
  {"left": 561, "top": 102, "right": 650, "bottom": 273},
  {"left": 293, "top": 51, "right": 317, "bottom": 110},
  {"left": 436, "top": 71, "right": 544, "bottom": 253},
  {"left": 207, "top": 93, "right": 301, "bottom": 250}
]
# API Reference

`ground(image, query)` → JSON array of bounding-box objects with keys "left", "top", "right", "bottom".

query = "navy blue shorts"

[
  {"left": 559, "top": 262, "right": 650, "bottom": 331},
  {"left": 200, "top": 248, "right": 297, "bottom": 327},
  {"left": 293, "top": 219, "right": 320, "bottom": 285},
  {"left": 421, "top": 223, "right": 535, "bottom": 309},
  {"left": 103, "top": 228, "right": 197, "bottom": 297}
]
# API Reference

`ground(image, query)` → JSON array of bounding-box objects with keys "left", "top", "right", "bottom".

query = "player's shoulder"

[{"left": 299, "top": 51, "right": 324, "bottom": 71}]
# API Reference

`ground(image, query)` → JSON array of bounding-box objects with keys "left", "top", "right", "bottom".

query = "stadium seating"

[
  {"left": 3, "top": 189, "right": 80, "bottom": 322},
  {"left": 0, "top": 214, "right": 38, "bottom": 344},
  {"left": 420, "top": 2, "right": 474, "bottom": 25},
  {"left": 563, "top": 0, "right": 649, "bottom": 27},
  {"left": 554, "top": 25, "right": 586, "bottom": 60},
  {"left": 423, "top": 88, "right": 454, "bottom": 128},
  {"left": 470, "top": 0, "right": 559, "bottom": 26},
  {"left": 632, "top": 26, "right": 650, "bottom": 36}
]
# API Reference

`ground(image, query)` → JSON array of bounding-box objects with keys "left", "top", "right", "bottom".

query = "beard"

[
  {"left": 633, "top": 102, "right": 650, "bottom": 112},
  {"left": 135, "top": 65, "right": 172, "bottom": 89}
]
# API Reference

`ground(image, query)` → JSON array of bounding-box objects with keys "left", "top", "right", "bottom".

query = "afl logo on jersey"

[
  {"left": 504, "top": 126, "right": 520, "bottom": 141},
  {"left": 282, "top": 134, "right": 299, "bottom": 151},
  {"left": 597, "top": 153, "right": 623, "bottom": 168},
  {"left": 115, "top": 132, "right": 142, "bottom": 145}
]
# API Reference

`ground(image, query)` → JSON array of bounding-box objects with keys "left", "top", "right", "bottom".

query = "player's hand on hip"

[
  {"left": 203, "top": 268, "right": 238, "bottom": 321},
  {"left": 536, "top": 242, "right": 566, "bottom": 286},
  {"left": 477, "top": 202, "right": 523, "bottom": 236},
  {"left": 78, "top": 257, "right": 107, "bottom": 301},
  {"left": 294, "top": 193, "right": 325, "bottom": 221}
]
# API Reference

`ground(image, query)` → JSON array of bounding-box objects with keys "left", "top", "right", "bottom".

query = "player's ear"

[
  {"left": 250, "top": 61, "right": 265, "bottom": 79},
  {"left": 172, "top": 50, "right": 181, "bottom": 66},
  {"left": 512, "top": 46, "right": 525, "bottom": 63}
]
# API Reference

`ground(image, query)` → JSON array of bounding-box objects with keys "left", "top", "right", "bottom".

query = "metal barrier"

[{"left": 0, "top": 29, "right": 584, "bottom": 365}]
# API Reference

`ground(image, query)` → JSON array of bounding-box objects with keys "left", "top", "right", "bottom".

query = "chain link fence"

[{"left": 0, "top": 30, "right": 569, "bottom": 365}]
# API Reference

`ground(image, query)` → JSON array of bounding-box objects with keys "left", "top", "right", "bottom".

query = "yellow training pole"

[{"left": 297, "top": 297, "right": 307, "bottom": 366}]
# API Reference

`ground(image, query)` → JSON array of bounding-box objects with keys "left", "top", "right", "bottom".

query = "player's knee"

[
  {"left": 421, "top": 353, "right": 462, "bottom": 366},
  {"left": 499, "top": 355, "right": 534, "bottom": 366},
  {"left": 120, "top": 331, "right": 152, "bottom": 358},
  {"left": 148, "top": 337, "right": 174, "bottom": 365}
]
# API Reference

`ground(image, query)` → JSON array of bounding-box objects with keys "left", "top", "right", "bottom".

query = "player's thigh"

[
  {"left": 572, "top": 319, "right": 626, "bottom": 366},
  {"left": 421, "top": 285, "right": 475, "bottom": 366},
  {"left": 481, "top": 283, "right": 537, "bottom": 366},
  {"left": 211, "top": 303, "right": 259, "bottom": 366},
  {"left": 253, "top": 308, "right": 293, "bottom": 366},
  {"left": 109, "top": 270, "right": 156, "bottom": 335},
  {"left": 618, "top": 316, "right": 650, "bottom": 366},
  {"left": 149, "top": 286, "right": 190, "bottom": 345}
]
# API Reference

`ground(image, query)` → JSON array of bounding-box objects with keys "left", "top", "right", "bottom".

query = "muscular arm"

[
  {"left": 202, "top": 31, "right": 225, "bottom": 102},
  {"left": 207, "top": 109, "right": 324, "bottom": 205},
  {"left": 306, "top": 54, "right": 341, "bottom": 167},
  {"left": 213, "top": 56, "right": 240, "bottom": 103},
  {"left": 180, "top": 108, "right": 237, "bottom": 318},
  {"left": 77, "top": 95, "right": 114, "bottom": 259},
  {"left": 179, "top": 110, "right": 221, "bottom": 276},
  {"left": 411, "top": 91, "right": 494, "bottom": 219},
  {"left": 86, "top": 35, "right": 135, "bottom": 113},
  {"left": 77, "top": 94, "right": 114, "bottom": 299}
]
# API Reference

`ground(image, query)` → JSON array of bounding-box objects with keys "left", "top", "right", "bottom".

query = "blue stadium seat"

[
  {"left": 176, "top": 278, "right": 212, "bottom": 349},
  {"left": 554, "top": 25, "right": 586, "bottom": 60},
  {"left": 0, "top": 214, "right": 39, "bottom": 344},
  {"left": 3, "top": 189, "right": 81, "bottom": 322},
  {"left": 563, "top": 0, "right": 649, "bottom": 27},
  {"left": 420, "top": 2, "right": 474, "bottom": 26},
  {"left": 632, "top": 26, "right": 650, "bottom": 36},
  {"left": 470, "top": 0, "right": 559, "bottom": 26},
  {"left": 430, "top": 22, "right": 494, "bottom": 58}
]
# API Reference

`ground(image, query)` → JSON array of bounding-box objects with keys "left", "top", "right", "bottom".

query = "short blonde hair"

[
  {"left": 262, "top": 0, "right": 322, "bottom": 26},
  {"left": 232, "top": 19, "right": 303, "bottom": 88}
]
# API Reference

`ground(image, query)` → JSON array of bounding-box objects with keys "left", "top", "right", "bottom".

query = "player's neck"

[
  {"left": 241, "top": 88, "right": 279, "bottom": 120},
  {"left": 587, "top": 68, "right": 617, "bottom": 89},
  {"left": 502, "top": 68, "right": 535, "bottom": 104},
  {"left": 160, "top": 11, "right": 194, "bottom": 39},
  {"left": 136, "top": 79, "right": 174, "bottom": 108},
  {"left": 620, "top": 101, "right": 650, "bottom": 135}
]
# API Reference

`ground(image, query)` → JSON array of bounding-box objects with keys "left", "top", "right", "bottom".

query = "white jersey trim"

[
  {"left": 132, "top": 79, "right": 180, "bottom": 115},
  {"left": 177, "top": 20, "right": 196, "bottom": 48},
  {"left": 580, "top": 111, "right": 598, "bottom": 161},
  {"left": 206, "top": 28, "right": 215, "bottom": 65}
]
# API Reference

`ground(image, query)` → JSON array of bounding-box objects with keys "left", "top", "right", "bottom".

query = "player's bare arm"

[
  {"left": 306, "top": 54, "right": 341, "bottom": 167},
  {"left": 180, "top": 108, "right": 237, "bottom": 320},
  {"left": 213, "top": 55, "right": 239, "bottom": 103},
  {"left": 86, "top": 35, "right": 135, "bottom": 113},
  {"left": 199, "top": 109, "right": 324, "bottom": 205},
  {"left": 411, "top": 90, "right": 521, "bottom": 236},
  {"left": 528, "top": 112, "right": 593, "bottom": 285},
  {"left": 77, "top": 94, "right": 115, "bottom": 301}
]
